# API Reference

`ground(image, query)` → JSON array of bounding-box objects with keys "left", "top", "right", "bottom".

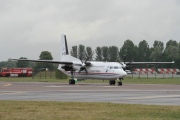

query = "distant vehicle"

[
  {"left": 0, "top": 68, "right": 32, "bottom": 77},
  {"left": 177, "top": 72, "right": 180, "bottom": 75}
]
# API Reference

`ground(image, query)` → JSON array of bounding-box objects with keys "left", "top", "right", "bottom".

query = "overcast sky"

[{"left": 0, "top": 0, "right": 180, "bottom": 61}]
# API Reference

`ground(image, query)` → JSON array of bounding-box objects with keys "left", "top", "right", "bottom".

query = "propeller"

[
  {"left": 118, "top": 55, "right": 131, "bottom": 70},
  {"left": 78, "top": 52, "right": 93, "bottom": 74},
  {"left": 79, "top": 64, "right": 88, "bottom": 74}
]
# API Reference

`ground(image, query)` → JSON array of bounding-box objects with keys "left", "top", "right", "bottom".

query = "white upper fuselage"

[{"left": 59, "top": 61, "right": 127, "bottom": 80}]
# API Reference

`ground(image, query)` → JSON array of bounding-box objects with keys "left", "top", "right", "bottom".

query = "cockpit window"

[
  {"left": 114, "top": 66, "right": 119, "bottom": 69},
  {"left": 114, "top": 66, "right": 123, "bottom": 69},
  {"left": 109, "top": 66, "right": 123, "bottom": 69},
  {"left": 119, "top": 66, "right": 123, "bottom": 69}
]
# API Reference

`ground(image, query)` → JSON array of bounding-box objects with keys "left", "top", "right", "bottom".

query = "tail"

[
  {"left": 60, "top": 34, "right": 80, "bottom": 62},
  {"left": 60, "top": 34, "right": 69, "bottom": 61}
]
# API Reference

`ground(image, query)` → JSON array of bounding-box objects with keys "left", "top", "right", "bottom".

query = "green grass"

[
  {"left": 0, "top": 77, "right": 180, "bottom": 85},
  {"left": 0, "top": 75, "right": 180, "bottom": 119},
  {"left": 34, "top": 71, "right": 56, "bottom": 79},
  {"left": 0, "top": 101, "right": 180, "bottom": 120},
  {"left": 124, "top": 77, "right": 180, "bottom": 84},
  {"left": 0, "top": 77, "right": 66, "bottom": 82},
  {"left": 0, "top": 70, "right": 180, "bottom": 84}
]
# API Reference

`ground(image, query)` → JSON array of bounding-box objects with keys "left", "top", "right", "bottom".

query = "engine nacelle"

[{"left": 61, "top": 66, "right": 73, "bottom": 71}]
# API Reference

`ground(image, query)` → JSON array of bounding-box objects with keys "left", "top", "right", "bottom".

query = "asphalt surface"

[{"left": 0, "top": 82, "right": 180, "bottom": 105}]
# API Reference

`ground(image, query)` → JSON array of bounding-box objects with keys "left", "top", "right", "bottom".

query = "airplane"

[{"left": 12, "top": 34, "right": 174, "bottom": 86}]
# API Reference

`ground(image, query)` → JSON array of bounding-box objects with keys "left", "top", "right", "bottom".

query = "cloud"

[{"left": 0, "top": 0, "right": 180, "bottom": 61}]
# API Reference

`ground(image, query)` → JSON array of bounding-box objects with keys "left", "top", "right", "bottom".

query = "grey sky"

[{"left": 0, "top": 0, "right": 180, "bottom": 61}]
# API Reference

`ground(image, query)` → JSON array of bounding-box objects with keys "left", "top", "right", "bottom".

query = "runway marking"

[
  {"left": 0, "top": 91, "right": 25, "bottom": 95},
  {"left": 0, "top": 83, "right": 12, "bottom": 87}
]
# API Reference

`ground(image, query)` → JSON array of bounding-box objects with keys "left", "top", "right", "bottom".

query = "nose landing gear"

[
  {"left": 118, "top": 81, "right": 122, "bottom": 86},
  {"left": 118, "top": 78, "right": 123, "bottom": 86}
]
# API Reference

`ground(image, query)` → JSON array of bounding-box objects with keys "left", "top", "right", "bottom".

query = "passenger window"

[{"left": 110, "top": 66, "right": 113, "bottom": 69}]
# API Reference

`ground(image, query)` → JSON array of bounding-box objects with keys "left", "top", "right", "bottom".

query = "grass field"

[
  {"left": 0, "top": 101, "right": 180, "bottom": 120},
  {"left": 0, "top": 76, "right": 180, "bottom": 85},
  {"left": 0, "top": 74, "right": 180, "bottom": 119}
]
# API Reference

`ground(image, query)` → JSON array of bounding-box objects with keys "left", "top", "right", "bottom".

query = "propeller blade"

[
  {"left": 78, "top": 67, "right": 88, "bottom": 74},
  {"left": 78, "top": 51, "right": 92, "bottom": 74},
  {"left": 84, "top": 68, "right": 88, "bottom": 74}
]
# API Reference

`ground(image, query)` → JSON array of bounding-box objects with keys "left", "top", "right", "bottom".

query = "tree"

[
  {"left": 164, "top": 45, "right": 178, "bottom": 68},
  {"left": 108, "top": 46, "right": 119, "bottom": 62},
  {"left": 39, "top": 51, "right": 53, "bottom": 60},
  {"left": 101, "top": 46, "right": 109, "bottom": 61},
  {"left": 153, "top": 40, "right": 164, "bottom": 51},
  {"left": 86, "top": 46, "right": 93, "bottom": 61},
  {"left": 16, "top": 57, "right": 29, "bottom": 68},
  {"left": 150, "top": 40, "right": 164, "bottom": 62},
  {"left": 95, "top": 47, "right": 103, "bottom": 61},
  {"left": 70, "top": 46, "right": 78, "bottom": 58},
  {"left": 137, "top": 40, "right": 150, "bottom": 62},
  {"left": 164, "top": 40, "right": 178, "bottom": 59},
  {"left": 119, "top": 40, "right": 137, "bottom": 62},
  {"left": 0, "top": 59, "right": 16, "bottom": 69},
  {"left": 165, "top": 39, "right": 178, "bottom": 49},
  {"left": 78, "top": 45, "right": 85, "bottom": 60},
  {"left": 34, "top": 51, "right": 54, "bottom": 70},
  {"left": 150, "top": 46, "right": 163, "bottom": 62}
]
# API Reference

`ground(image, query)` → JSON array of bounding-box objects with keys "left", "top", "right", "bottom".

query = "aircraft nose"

[{"left": 122, "top": 70, "right": 127, "bottom": 77}]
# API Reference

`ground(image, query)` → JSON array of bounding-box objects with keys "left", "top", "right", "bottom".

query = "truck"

[{"left": 0, "top": 68, "right": 32, "bottom": 77}]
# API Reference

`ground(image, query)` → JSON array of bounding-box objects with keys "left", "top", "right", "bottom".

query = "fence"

[
  {"left": 128, "top": 68, "right": 180, "bottom": 79},
  {"left": 32, "top": 70, "right": 56, "bottom": 79}
]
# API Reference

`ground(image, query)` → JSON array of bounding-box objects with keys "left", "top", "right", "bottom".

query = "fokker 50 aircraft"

[{"left": 13, "top": 34, "right": 174, "bottom": 86}]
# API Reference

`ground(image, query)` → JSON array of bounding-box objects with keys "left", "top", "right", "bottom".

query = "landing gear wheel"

[
  {"left": 118, "top": 81, "right": 122, "bottom": 86},
  {"left": 69, "top": 79, "right": 75, "bottom": 85},
  {"left": 109, "top": 80, "right": 116, "bottom": 85}
]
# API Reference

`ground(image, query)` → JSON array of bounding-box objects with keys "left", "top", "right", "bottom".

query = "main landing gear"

[
  {"left": 109, "top": 80, "right": 116, "bottom": 85},
  {"left": 109, "top": 78, "right": 123, "bottom": 86},
  {"left": 69, "top": 71, "right": 75, "bottom": 85},
  {"left": 69, "top": 79, "right": 75, "bottom": 85}
]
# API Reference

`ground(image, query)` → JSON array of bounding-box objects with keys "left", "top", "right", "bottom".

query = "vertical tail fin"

[
  {"left": 60, "top": 34, "right": 80, "bottom": 62},
  {"left": 60, "top": 34, "right": 68, "bottom": 61},
  {"left": 64, "top": 35, "right": 69, "bottom": 55}
]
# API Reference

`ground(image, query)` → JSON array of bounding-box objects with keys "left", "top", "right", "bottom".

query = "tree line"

[
  {"left": 0, "top": 39, "right": 179, "bottom": 70},
  {"left": 0, "top": 51, "right": 55, "bottom": 70},
  {"left": 70, "top": 39, "right": 180, "bottom": 68}
]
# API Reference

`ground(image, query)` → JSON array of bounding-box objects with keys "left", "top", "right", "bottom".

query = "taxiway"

[{"left": 0, "top": 82, "right": 180, "bottom": 105}]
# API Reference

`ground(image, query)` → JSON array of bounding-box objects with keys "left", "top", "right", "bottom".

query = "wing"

[
  {"left": 12, "top": 59, "right": 73, "bottom": 65},
  {"left": 125, "top": 61, "right": 175, "bottom": 65}
]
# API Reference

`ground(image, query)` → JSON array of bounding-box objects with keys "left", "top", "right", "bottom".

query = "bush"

[{"left": 55, "top": 69, "right": 67, "bottom": 79}]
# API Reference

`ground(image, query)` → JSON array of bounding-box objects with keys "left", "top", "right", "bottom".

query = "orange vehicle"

[{"left": 0, "top": 68, "right": 32, "bottom": 77}]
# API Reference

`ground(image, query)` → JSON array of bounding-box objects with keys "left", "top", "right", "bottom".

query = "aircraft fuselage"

[{"left": 59, "top": 61, "right": 127, "bottom": 80}]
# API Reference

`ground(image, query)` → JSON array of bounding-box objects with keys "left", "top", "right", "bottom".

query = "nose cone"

[{"left": 121, "top": 70, "right": 127, "bottom": 77}]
